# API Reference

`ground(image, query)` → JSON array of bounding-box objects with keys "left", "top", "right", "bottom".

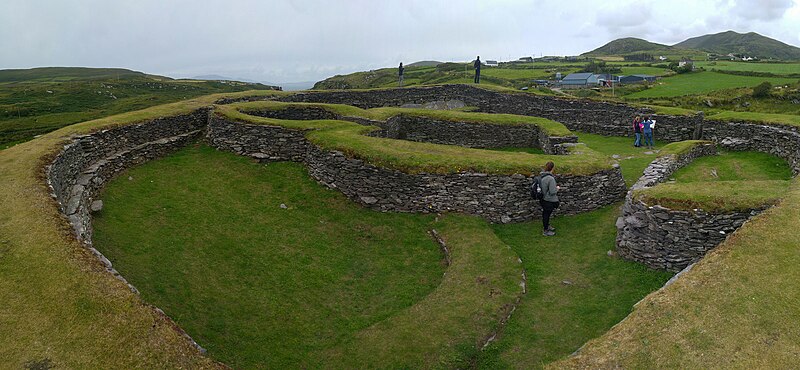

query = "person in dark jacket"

[
  {"left": 398, "top": 62, "right": 404, "bottom": 87},
  {"left": 539, "top": 161, "right": 560, "bottom": 236},
  {"left": 474, "top": 56, "right": 481, "bottom": 84}
]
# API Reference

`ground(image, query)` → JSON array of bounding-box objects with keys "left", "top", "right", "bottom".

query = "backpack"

[{"left": 530, "top": 174, "right": 552, "bottom": 200}]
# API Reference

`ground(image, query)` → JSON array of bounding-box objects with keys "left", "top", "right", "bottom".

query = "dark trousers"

[
  {"left": 540, "top": 200, "right": 559, "bottom": 230},
  {"left": 474, "top": 70, "right": 480, "bottom": 83}
]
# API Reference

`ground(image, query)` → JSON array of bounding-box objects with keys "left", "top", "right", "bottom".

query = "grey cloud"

[
  {"left": 730, "top": 0, "right": 794, "bottom": 21},
  {"left": 1, "top": 0, "right": 798, "bottom": 84}
]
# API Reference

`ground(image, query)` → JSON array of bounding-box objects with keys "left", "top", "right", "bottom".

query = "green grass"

[
  {"left": 216, "top": 104, "right": 613, "bottom": 176},
  {"left": 93, "top": 144, "right": 445, "bottom": 367},
  {"left": 477, "top": 205, "right": 673, "bottom": 368},
  {"left": 708, "top": 110, "right": 800, "bottom": 127},
  {"left": 555, "top": 179, "right": 800, "bottom": 368},
  {"left": 93, "top": 144, "right": 523, "bottom": 368},
  {"left": 625, "top": 71, "right": 797, "bottom": 98},
  {"left": 0, "top": 68, "right": 279, "bottom": 148},
  {"left": 236, "top": 100, "right": 573, "bottom": 136},
  {"left": 619, "top": 66, "right": 673, "bottom": 76},
  {"left": 634, "top": 150, "right": 793, "bottom": 212},
  {"left": 642, "top": 105, "right": 698, "bottom": 116},
  {"left": 575, "top": 132, "right": 665, "bottom": 186},
  {"left": 635, "top": 180, "right": 790, "bottom": 212},
  {"left": 671, "top": 151, "right": 793, "bottom": 182},
  {"left": 695, "top": 61, "right": 800, "bottom": 75}
]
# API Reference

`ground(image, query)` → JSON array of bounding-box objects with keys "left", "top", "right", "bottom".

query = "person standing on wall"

[
  {"left": 642, "top": 116, "right": 655, "bottom": 149},
  {"left": 474, "top": 56, "right": 481, "bottom": 84},
  {"left": 633, "top": 115, "right": 642, "bottom": 147},
  {"left": 398, "top": 62, "right": 405, "bottom": 87},
  {"left": 537, "top": 161, "right": 560, "bottom": 236}
]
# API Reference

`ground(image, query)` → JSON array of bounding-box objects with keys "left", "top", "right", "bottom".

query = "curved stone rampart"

[
  {"left": 270, "top": 85, "right": 701, "bottom": 142},
  {"left": 243, "top": 105, "right": 577, "bottom": 154},
  {"left": 614, "top": 143, "right": 768, "bottom": 271},
  {"left": 206, "top": 115, "right": 626, "bottom": 223},
  {"left": 704, "top": 120, "right": 800, "bottom": 175},
  {"left": 47, "top": 110, "right": 209, "bottom": 243},
  {"left": 374, "top": 114, "right": 576, "bottom": 154}
]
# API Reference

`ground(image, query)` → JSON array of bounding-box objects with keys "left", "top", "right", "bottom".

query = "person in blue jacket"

[{"left": 642, "top": 116, "right": 655, "bottom": 149}]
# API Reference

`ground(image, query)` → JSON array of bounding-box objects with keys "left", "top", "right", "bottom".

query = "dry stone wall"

[
  {"left": 373, "top": 115, "right": 577, "bottom": 154},
  {"left": 704, "top": 120, "right": 800, "bottom": 175},
  {"left": 206, "top": 115, "right": 626, "bottom": 223},
  {"left": 244, "top": 106, "right": 577, "bottom": 154},
  {"left": 615, "top": 143, "right": 765, "bottom": 271},
  {"left": 47, "top": 110, "right": 209, "bottom": 243},
  {"left": 271, "top": 85, "right": 702, "bottom": 142}
]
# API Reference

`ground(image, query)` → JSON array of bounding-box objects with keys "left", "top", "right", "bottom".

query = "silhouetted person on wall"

[
  {"left": 398, "top": 62, "right": 404, "bottom": 87},
  {"left": 474, "top": 56, "right": 481, "bottom": 84}
]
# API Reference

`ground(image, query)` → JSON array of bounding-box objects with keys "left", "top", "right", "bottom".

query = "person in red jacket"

[{"left": 633, "top": 115, "right": 642, "bottom": 147}]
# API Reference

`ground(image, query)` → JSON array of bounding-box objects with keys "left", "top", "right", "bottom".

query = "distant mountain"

[
  {"left": 0, "top": 67, "right": 151, "bottom": 83},
  {"left": 583, "top": 37, "right": 675, "bottom": 56},
  {"left": 406, "top": 61, "right": 443, "bottom": 67},
  {"left": 193, "top": 74, "right": 261, "bottom": 83},
  {"left": 674, "top": 30, "right": 800, "bottom": 60}
]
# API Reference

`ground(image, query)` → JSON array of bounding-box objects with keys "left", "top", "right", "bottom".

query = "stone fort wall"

[
  {"left": 47, "top": 85, "right": 800, "bottom": 272},
  {"left": 206, "top": 115, "right": 627, "bottom": 223}
]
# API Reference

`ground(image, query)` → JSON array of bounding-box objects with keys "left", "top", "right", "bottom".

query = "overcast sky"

[{"left": 2, "top": 0, "right": 799, "bottom": 86}]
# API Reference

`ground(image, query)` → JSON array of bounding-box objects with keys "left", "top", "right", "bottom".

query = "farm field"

[
  {"left": 624, "top": 71, "right": 797, "bottom": 98},
  {"left": 695, "top": 61, "right": 800, "bottom": 75}
]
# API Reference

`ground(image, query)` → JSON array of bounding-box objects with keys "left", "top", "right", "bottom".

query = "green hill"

[
  {"left": 0, "top": 67, "right": 278, "bottom": 148},
  {"left": 582, "top": 37, "right": 675, "bottom": 56},
  {"left": 0, "top": 67, "right": 151, "bottom": 83},
  {"left": 674, "top": 30, "right": 800, "bottom": 60},
  {"left": 406, "top": 60, "right": 442, "bottom": 67}
]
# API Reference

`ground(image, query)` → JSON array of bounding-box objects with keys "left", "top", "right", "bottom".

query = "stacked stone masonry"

[
  {"left": 615, "top": 143, "right": 768, "bottom": 271},
  {"left": 244, "top": 106, "right": 577, "bottom": 154},
  {"left": 206, "top": 115, "right": 626, "bottom": 223},
  {"left": 47, "top": 110, "right": 209, "bottom": 244},
  {"left": 47, "top": 85, "right": 800, "bottom": 272}
]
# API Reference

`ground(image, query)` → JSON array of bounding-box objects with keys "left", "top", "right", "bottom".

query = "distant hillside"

[
  {"left": 0, "top": 67, "right": 278, "bottom": 148},
  {"left": 0, "top": 67, "right": 150, "bottom": 83},
  {"left": 407, "top": 61, "right": 442, "bottom": 67},
  {"left": 583, "top": 38, "right": 675, "bottom": 56},
  {"left": 674, "top": 30, "right": 800, "bottom": 60}
]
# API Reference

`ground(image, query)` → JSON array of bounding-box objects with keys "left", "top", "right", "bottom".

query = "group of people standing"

[{"left": 632, "top": 115, "right": 656, "bottom": 149}]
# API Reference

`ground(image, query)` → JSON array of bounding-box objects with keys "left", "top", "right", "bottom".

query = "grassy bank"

[
  {"left": 634, "top": 150, "right": 792, "bottom": 212},
  {"left": 553, "top": 178, "right": 800, "bottom": 368}
]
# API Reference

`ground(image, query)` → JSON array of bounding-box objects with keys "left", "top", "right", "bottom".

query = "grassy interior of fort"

[
  {"left": 634, "top": 150, "right": 792, "bottom": 212},
  {"left": 92, "top": 142, "right": 670, "bottom": 368}
]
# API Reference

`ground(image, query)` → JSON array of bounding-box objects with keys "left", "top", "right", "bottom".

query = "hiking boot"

[
  {"left": 543, "top": 230, "right": 556, "bottom": 237},
  {"left": 547, "top": 225, "right": 556, "bottom": 232}
]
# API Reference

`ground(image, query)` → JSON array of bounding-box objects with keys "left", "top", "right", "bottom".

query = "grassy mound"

[
  {"left": 216, "top": 103, "right": 613, "bottom": 176},
  {"left": 552, "top": 178, "right": 800, "bottom": 368},
  {"left": 0, "top": 96, "right": 239, "bottom": 368},
  {"left": 634, "top": 150, "right": 792, "bottom": 212}
]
